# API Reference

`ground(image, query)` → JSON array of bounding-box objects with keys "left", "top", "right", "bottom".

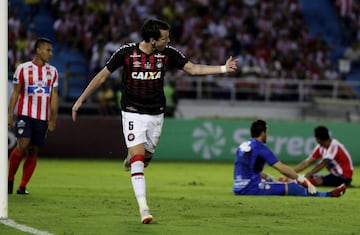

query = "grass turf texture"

[{"left": 1, "top": 159, "right": 359, "bottom": 235}]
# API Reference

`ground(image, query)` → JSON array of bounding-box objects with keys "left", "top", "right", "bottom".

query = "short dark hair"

[
  {"left": 141, "top": 18, "right": 170, "bottom": 42},
  {"left": 314, "top": 126, "right": 330, "bottom": 141},
  {"left": 250, "top": 120, "right": 267, "bottom": 138},
  {"left": 34, "top": 37, "right": 52, "bottom": 52}
]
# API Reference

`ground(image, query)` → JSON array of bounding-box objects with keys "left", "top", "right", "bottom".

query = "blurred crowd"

[
  {"left": 8, "top": 0, "right": 360, "bottom": 105},
  {"left": 49, "top": 0, "right": 335, "bottom": 80}
]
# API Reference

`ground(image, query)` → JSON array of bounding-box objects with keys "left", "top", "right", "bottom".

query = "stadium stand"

[
  {"left": 299, "top": 0, "right": 342, "bottom": 59},
  {"left": 8, "top": 0, "right": 360, "bottom": 120},
  {"left": 300, "top": 0, "right": 360, "bottom": 93}
]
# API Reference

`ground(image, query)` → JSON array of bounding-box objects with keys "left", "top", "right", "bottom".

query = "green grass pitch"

[{"left": 1, "top": 159, "right": 359, "bottom": 235}]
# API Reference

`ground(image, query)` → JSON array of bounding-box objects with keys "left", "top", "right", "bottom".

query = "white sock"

[{"left": 131, "top": 161, "right": 148, "bottom": 210}]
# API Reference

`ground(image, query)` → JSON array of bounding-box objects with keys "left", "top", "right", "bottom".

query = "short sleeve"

[{"left": 166, "top": 46, "right": 189, "bottom": 70}]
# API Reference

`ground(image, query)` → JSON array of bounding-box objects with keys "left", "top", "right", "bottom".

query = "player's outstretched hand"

[{"left": 225, "top": 56, "right": 238, "bottom": 73}]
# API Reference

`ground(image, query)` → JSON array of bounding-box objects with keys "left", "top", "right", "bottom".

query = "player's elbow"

[{"left": 183, "top": 62, "right": 199, "bottom": 76}]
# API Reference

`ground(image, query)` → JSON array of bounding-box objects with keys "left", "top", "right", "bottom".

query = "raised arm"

[{"left": 182, "top": 56, "right": 238, "bottom": 75}]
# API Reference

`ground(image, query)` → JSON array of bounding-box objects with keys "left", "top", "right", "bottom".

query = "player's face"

[
  {"left": 37, "top": 43, "right": 53, "bottom": 63},
  {"left": 263, "top": 130, "right": 267, "bottom": 143},
  {"left": 316, "top": 138, "right": 327, "bottom": 148},
  {"left": 154, "top": 29, "right": 170, "bottom": 51}
]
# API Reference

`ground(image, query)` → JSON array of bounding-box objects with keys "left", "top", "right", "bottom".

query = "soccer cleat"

[
  {"left": 16, "top": 187, "right": 29, "bottom": 195},
  {"left": 140, "top": 208, "right": 153, "bottom": 224},
  {"left": 8, "top": 181, "right": 14, "bottom": 194},
  {"left": 123, "top": 155, "right": 131, "bottom": 171},
  {"left": 331, "top": 183, "right": 346, "bottom": 197}
]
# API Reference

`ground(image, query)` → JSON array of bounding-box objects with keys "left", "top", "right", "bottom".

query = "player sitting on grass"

[
  {"left": 233, "top": 120, "right": 346, "bottom": 197},
  {"left": 291, "top": 125, "right": 353, "bottom": 187}
]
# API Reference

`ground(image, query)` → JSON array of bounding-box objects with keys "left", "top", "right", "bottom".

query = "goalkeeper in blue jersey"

[{"left": 232, "top": 120, "right": 346, "bottom": 197}]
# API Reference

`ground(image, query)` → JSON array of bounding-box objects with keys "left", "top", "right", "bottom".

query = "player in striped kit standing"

[
  {"left": 8, "top": 38, "right": 59, "bottom": 195},
  {"left": 72, "top": 18, "right": 238, "bottom": 224}
]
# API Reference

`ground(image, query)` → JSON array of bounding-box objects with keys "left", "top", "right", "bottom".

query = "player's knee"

[
  {"left": 144, "top": 156, "right": 152, "bottom": 168},
  {"left": 17, "top": 144, "right": 28, "bottom": 153},
  {"left": 28, "top": 146, "right": 39, "bottom": 156}
]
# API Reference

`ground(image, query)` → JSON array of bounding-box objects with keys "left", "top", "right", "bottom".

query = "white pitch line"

[{"left": 0, "top": 219, "right": 55, "bottom": 235}]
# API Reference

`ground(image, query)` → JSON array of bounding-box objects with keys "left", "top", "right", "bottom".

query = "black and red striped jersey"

[{"left": 106, "top": 43, "right": 188, "bottom": 114}]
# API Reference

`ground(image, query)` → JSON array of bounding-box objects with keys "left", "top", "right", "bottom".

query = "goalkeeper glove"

[{"left": 297, "top": 174, "right": 317, "bottom": 194}]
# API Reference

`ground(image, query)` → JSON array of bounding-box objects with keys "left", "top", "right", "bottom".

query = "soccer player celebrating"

[
  {"left": 292, "top": 125, "right": 353, "bottom": 187},
  {"left": 72, "top": 18, "right": 238, "bottom": 223},
  {"left": 233, "top": 120, "right": 346, "bottom": 197},
  {"left": 8, "top": 38, "right": 59, "bottom": 195}
]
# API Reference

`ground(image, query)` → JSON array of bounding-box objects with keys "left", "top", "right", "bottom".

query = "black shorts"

[
  {"left": 15, "top": 116, "right": 48, "bottom": 146},
  {"left": 320, "top": 174, "right": 352, "bottom": 187}
]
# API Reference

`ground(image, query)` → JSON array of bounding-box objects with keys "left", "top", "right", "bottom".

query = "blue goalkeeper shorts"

[
  {"left": 234, "top": 181, "right": 311, "bottom": 196},
  {"left": 234, "top": 181, "right": 286, "bottom": 196}
]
